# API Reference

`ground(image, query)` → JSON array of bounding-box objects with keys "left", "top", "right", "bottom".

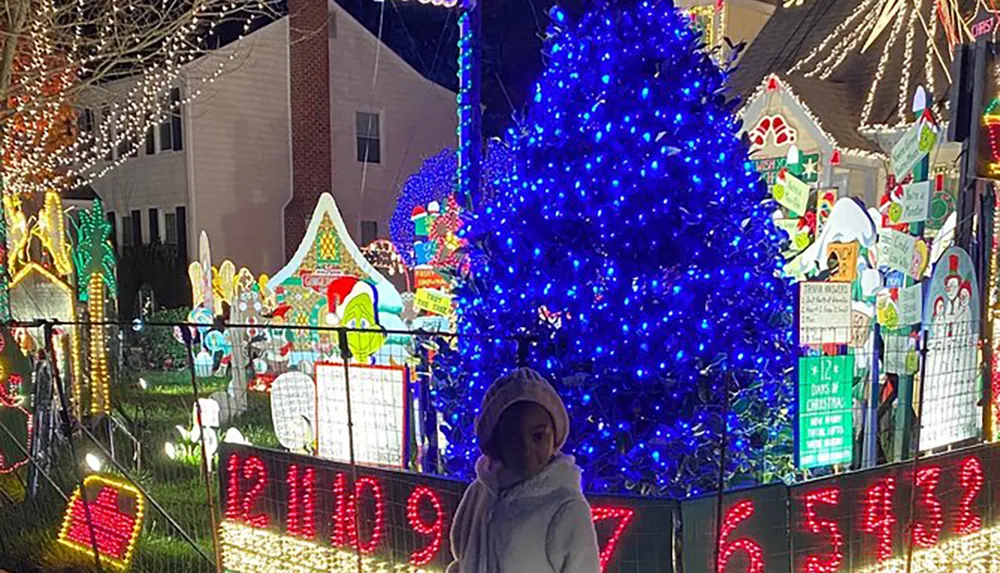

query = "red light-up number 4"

[
  {"left": 955, "top": 457, "right": 984, "bottom": 535},
  {"left": 802, "top": 488, "right": 843, "bottom": 573},
  {"left": 717, "top": 500, "right": 765, "bottom": 573},
  {"left": 591, "top": 507, "right": 635, "bottom": 573},
  {"left": 224, "top": 453, "right": 269, "bottom": 528},
  {"left": 861, "top": 477, "right": 896, "bottom": 562},
  {"left": 408, "top": 486, "right": 446, "bottom": 566}
]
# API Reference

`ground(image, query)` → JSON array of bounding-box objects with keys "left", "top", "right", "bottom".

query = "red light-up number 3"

[
  {"left": 224, "top": 453, "right": 269, "bottom": 528},
  {"left": 802, "top": 488, "right": 843, "bottom": 573},
  {"left": 591, "top": 507, "right": 635, "bottom": 573},
  {"left": 911, "top": 467, "right": 943, "bottom": 548},
  {"left": 407, "top": 485, "right": 445, "bottom": 566},
  {"left": 717, "top": 500, "right": 764, "bottom": 573},
  {"left": 861, "top": 477, "right": 895, "bottom": 562},
  {"left": 955, "top": 456, "right": 984, "bottom": 535}
]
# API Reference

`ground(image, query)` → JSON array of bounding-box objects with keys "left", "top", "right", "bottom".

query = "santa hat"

[
  {"left": 946, "top": 254, "right": 961, "bottom": 284},
  {"left": 326, "top": 277, "right": 380, "bottom": 323}
]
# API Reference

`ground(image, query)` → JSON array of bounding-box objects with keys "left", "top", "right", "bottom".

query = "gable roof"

[{"left": 731, "top": 0, "right": 974, "bottom": 136}]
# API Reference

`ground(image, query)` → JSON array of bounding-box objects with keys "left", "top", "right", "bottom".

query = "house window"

[
  {"left": 131, "top": 209, "right": 142, "bottom": 245},
  {"left": 175, "top": 206, "right": 187, "bottom": 258},
  {"left": 145, "top": 127, "right": 156, "bottom": 155},
  {"left": 356, "top": 112, "right": 380, "bottom": 164},
  {"left": 106, "top": 211, "right": 117, "bottom": 250},
  {"left": 164, "top": 211, "right": 178, "bottom": 245},
  {"left": 148, "top": 208, "right": 160, "bottom": 243},
  {"left": 159, "top": 87, "right": 183, "bottom": 152},
  {"left": 361, "top": 220, "right": 378, "bottom": 245},
  {"left": 79, "top": 109, "right": 94, "bottom": 151},
  {"left": 121, "top": 214, "right": 133, "bottom": 247}
]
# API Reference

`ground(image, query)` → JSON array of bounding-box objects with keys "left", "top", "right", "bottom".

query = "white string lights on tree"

[
  {"left": 789, "top": 0, "right": 963, "bottom": 133},
  {"left": 0, "top": 0, "right": 276, "bottom": 197}
]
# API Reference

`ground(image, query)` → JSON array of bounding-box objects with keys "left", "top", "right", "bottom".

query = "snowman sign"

[{"left": 921, "top": 247, "right": 981, "bottom": 451}]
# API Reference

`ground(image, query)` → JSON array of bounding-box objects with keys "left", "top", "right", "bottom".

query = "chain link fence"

[{"left": 0, "top": 317, "right": 994, "bottom": 572}]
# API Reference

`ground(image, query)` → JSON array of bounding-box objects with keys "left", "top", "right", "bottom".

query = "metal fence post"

[
  {"left": 336, "top": 326, "right": 363, "bottom": 573},
  {"left": 182, "top": 326, "right": 223, "bottom": 573},
  {"left": 44, "top": 321, "right": 104, "bottom": 573}
]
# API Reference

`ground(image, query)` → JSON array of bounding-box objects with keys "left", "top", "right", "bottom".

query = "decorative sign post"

[{"left": 797, "top": 355, "right": 854, "bottom": 468}]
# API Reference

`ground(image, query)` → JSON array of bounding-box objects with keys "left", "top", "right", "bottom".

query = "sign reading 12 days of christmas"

[{"left": 797, "top": 355, "right": 853, "bottom": 469}]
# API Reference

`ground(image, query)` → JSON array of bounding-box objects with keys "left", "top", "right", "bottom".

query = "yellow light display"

[
  {"left": 220, "top": 520, "right": 441, "bottom": 573},
  {"left": 57, "top": 474, "right": 146, "bottom": 571},
  {"left": 88, "top": 277, "right": 109, "bottom": 414},
  {"left": 853, "top": 524, "right": 999, "bottom": 573}
]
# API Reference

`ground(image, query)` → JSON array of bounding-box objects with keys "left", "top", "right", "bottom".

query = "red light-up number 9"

[
  {"left": 955, "top": 456, "right": 984, "bottom": 535},
  {"left": 407, "top": 485, "right": 445, "bottom": 566},
  {"left": 717, "top": 500, "right": 764, "bottom": 573},
  {"left": 224, "top": 453, "right": 269, "bottom": 528}
]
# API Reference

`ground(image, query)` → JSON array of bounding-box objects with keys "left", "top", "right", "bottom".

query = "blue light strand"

[{"left": 434, "top": 0, "right": 795, "bottom": 497}]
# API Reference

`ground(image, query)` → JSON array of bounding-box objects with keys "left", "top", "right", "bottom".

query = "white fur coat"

[{"left": 447, "top": 454, "right": 601, "bottom": 573}]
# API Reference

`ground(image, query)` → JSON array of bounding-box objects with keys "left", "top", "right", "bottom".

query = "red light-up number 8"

[{"left": 407, "top": 485, "right": 445, "bottom": 566}]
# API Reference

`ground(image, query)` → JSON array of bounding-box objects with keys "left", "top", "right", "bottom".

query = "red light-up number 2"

[
  {"left": 955, "top": 456, "right": 984, "bottom": 535},
  {"left": 407, "top": 485, "right": 445, "bottom": 566},
  {"left": 717, "top": 500, "right": 764, "bottom": 573},
  {"left": 591, "top": 506, "right": 635, "bottom": 573},
  {"left": 224, "top": 453, "right": 269, "bottom": 528}
]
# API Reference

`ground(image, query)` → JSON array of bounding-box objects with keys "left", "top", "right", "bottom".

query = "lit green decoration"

[
  {"left": 0, "top": 211, "right": 10, "bottom": 322},
  {"left": 72, "top": 198, "right": 117, "bottom": 303}
]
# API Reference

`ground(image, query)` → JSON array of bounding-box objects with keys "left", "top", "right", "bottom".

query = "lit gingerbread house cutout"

[{"left": 267, "top": 193, "right": 406, "bottom": 365}]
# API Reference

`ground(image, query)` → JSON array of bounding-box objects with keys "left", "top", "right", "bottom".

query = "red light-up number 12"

[
  {"left": 407, "top": 486, "right": 445, "bottom": 566},
  {"left": 225, "top": 453, "right": 269, "bottom": 528}
]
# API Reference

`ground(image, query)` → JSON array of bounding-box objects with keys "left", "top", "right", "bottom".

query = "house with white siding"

[{"left": 88, "top": 0, "right": 458, "bottom": 306}]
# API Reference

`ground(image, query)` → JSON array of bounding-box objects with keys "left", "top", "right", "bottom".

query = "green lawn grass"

[{"left": 0, "top": 368, "right": 278, "bottom": 573}]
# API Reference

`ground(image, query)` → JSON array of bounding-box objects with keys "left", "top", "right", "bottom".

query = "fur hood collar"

[{"left": 474, "top": 454, "right": 583, "bottom": 497}]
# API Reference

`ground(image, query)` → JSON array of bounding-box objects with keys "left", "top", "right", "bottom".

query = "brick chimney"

[{"left": 285, "top": 0, "right": 332, "bottom": 260}]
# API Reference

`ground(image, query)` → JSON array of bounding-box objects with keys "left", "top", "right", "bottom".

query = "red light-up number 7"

[
  {"left": 591, "top": 507, "right": 635, "bottom": 572},
  {"left": 717, "top": 500, "right": 764, "bottom": 573},
  {"left": 407, "top": 486, "right": 445, "bottom": 566},
  {"left": 224, "top": 453, "right": 269, "bottom": 528}
]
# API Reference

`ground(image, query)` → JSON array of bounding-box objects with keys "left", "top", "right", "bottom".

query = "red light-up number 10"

[{"left": 407, "top": 485, "right": 445, "bottom": 566}]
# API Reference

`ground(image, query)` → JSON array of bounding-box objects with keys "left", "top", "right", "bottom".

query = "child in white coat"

[{"left": 447, "top": 367, "right": 601, "bottom": 573}]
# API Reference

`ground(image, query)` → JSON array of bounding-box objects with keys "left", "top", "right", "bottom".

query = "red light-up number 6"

[
  {"left": 407, "top": 485, "right": 445, "bottom": 566},
  {"left": 717, "top": 500, "right": 764, "bottom": 573},
  {"left": 224, "top": 453, "right": 269, "bottom": 528},
  {"left": 955, "top": 456, "right": 984, "bottom": 535}
]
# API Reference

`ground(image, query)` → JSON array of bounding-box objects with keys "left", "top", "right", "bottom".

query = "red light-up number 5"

[
  {"left": 407, "top": 486, "right": 445, "bottom": 566},
  {"left": 224, "top": 453, "right": 269, "bottom": 528},
  {"left": 802, "top": 487, "right": 843, "bottom": 573},
  {"left": 717, "top": 500, "right": 764, "bottom": 573}
]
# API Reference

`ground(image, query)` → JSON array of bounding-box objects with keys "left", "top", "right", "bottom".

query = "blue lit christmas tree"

[{"left": 434, "top": 0, "right": 795, "bottom": 496}]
